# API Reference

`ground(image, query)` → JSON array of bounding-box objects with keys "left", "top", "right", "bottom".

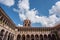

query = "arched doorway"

[
  {"left": 44, "top": 34, "right": 47, "bottom": 40},
  {"left": 35, "top": 34, "right": 39, "bottom": 40},
  {"left": 22, "top": 34, "right": 25, "bottom": 40},
  {"left": 26, "top": 34, "right": 30, "bottom": 40},
  {"left": 40, "top": 34, "right": 43, "bottom": 40},
  {"left": 51, "top": 34, "right": 56, "bottom": 40},
  {"left": 0, "top": 29, "right": 5, "bottom": 40},
  {"left": 48, "top": 34, "right": 51, "bottom": 40},
  {"left": 31, "top": 34, "right": 34, "bottom": 40},
  {"left": 17, "top": 34, "right": 21, "bottom": 40}
]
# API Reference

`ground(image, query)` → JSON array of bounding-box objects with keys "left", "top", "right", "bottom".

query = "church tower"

[{"left": 23, "top": 19, "right": 31, "bottom": 27}]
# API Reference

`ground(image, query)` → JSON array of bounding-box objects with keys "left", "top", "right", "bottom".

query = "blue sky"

[{"left": 0, "top": 0, "right": 60, "bottom": 27}]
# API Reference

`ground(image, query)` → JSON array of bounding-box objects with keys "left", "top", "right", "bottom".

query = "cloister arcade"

[
  {"left": 0, "top": 7, "right": 60, "bottom": 40},
  {"left": 17, "top": 34, "right": 57, "bottom": 40},
  {"left": 0, "top": 29, "right": 14, "bottom": 40}
]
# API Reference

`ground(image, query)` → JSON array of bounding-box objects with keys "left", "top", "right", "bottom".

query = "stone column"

[
  {"left": 0, "top": 16, "right": 2, "bottom": 24},
  {"left": 13, "top": 34, "right": 16, "bottom": 40},
  {"left": 4, "top": 20, "right": 6, "bottom": 25},
  {"left": 0, "top": 15, "right": 2, "bottom": 22},
  {"left": 0, "top": 29, "right": 5, "bottom": 40},
  {"left": 7, "top": 33, "right": 11, "bottom": 40},
  {"left": 2, "top": 18, "right": 5, "bottom": 26},
  {"left": 10, "top": 34, "right": 12, "bottom": 40},
  {"left": 12, "top": 34, "right": 14, "bottom": 40},
  {"left": 3, "top": 31, "right": 8, "bottom": 40}
]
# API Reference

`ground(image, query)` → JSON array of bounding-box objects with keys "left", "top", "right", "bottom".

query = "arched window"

[
  {"left": 51, "top": 34, "right": 56, "bottom": 40},
  {"left": 35, "top": 34, "right": 39, "bottom": 40},
  {"left": 0, "top": 29, "right": 5, "bottom": 37},
  {"left": 22, "top": 34, "right": 25, "bottom": 40},
  {"left": 17, "top": 34, "right": 21, "bottom": 40},
  {"left": 31, "top": 34, "right": 34, "bottom": 40},
  {"left": 40, "top": 34, "right": 43, "bottom": 40},
  {"left": 48, "top": 34, "right": 51, "bottom": 40},
  {"left": 26, "top": 34, "right": 30, "bottom": 40},
  {"left": 44, "top": 34, "right": 47, "bottom": 40},
  {"left": 25, "top": 24, "right": 26, "bottom": 26}
]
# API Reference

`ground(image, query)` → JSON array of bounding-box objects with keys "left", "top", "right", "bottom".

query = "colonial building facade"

[{"left": 0, "top": 7, "right": 60, "bottom": 40}]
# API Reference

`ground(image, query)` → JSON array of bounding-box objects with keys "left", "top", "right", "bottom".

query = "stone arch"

[
  {"left": 0, "top": 29, "right": 5, "bottom": 40},
  {"left": 26, "top": 34, "right": 30, "bottom": 40},
  {"left": 35, "top": 34, "right": 39, "bottom": 40},
  {"left": 51, "top": 34, "right": 56, "bottom": 40},
  {"left": 22, "top": 34, "right": 25, "bottom": 40},
  {"left": 40, "top": 34, "right": 43, "bottom": 40},
  {"left": 3, "top": 31, "right": 8, "bottom": 40},
  {"left": 31, "top": 34, "right": 34, "bottom": 40},
  {"left": 0, "top": 29, "right": 5, "bottom": 37},
  {"left": 48, "top": 34, "right": 51, "bottom": 40},
  {"left": 44, "top": 34, "right": 47, "bottom": 40},
  {"left": 17, "top": 34, "right": 21, "bottom": 40}
]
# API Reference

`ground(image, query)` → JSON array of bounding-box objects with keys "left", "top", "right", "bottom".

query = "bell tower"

[{"left": 23, "top": 19, "right": 31, "bottom": 27}]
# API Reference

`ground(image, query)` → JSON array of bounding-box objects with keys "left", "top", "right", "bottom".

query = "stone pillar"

[
  {"left": 11, "top": 34, "right": 14, "bottom": 40},
  {"left": 3, "top": 31, "right": 8, "bottom": 40},
  {"left": 6, "top": 32, "right": 9, "bottom": 40},
  {"left": 0, "top": 16, "right": 2, "bottom": 24},
  {"left": 13, "top": 34, "right": 16, "bottom": 40},
  {"left": 4, "top": 20, "right": 6, "bottom": 25},
  {"left": 0, "top": 29, "right": 5, "bottom": 40},
  {"left": 10, "top": 34, "right": 13, "bottom": 40},
  {"left": 2, "top": 18, "right": 5, "bottom": 26},
  {"left": 7, "top": 33, "right": 11, "bottom": 40},
  {"left": 10, "top": 34, "right": 12, "bottom": 40},
  {"left": 0, "top": 15, "right": 2, "bottom": 22},
  {"left": 0, "top": 17, "right": 3, "bottom": 24}
]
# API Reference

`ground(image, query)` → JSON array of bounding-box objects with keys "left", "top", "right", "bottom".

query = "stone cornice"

[{"left": 0, "top": 7, "right": 16, "bottom": 29}]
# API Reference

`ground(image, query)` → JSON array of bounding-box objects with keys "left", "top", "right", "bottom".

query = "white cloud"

[
  {"left": 19, "top": 13, "right": 26, "bottom": 20},
  {"left": 18, "top": 0, "right": 29, "bottom": 10},
  {"left": 49, "top": 1, "right": 60, "bottom": 16},
  {"left": 48, "top": 1, "right": 60, "bottom": 26},
  {"left": 18, "top": 24, "right": 23, "bottom": 27},
  {"left": 0, "top": 0, "right": 15, "bottom": 7},
  {"left": 14, "top": 0, "right": 60, "bottom": 27}
]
